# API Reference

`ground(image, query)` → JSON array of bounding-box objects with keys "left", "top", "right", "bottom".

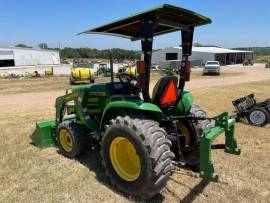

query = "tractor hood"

[{"left": 78, "top": 4, "right": 211, "bottom": 41}]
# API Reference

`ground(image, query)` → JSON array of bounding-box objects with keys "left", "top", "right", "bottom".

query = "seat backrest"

[{"left": 152, "top": 76, "right": 178, "bottom": 108}]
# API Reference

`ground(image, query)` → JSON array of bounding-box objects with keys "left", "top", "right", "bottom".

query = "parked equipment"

[
  {"left": 96, "top": 63, "right": 111, "bottom": 77},
  {"left": 243, "top": 59, "right": 253, "bottom": 66},
  {"left": 233, "top": 94, "right": 270, "bottom": 126},
  {"left": 31, "top": 4, "right": 241, "bottom": 199},
  {"left": 203, "top": 61, "right": 221, "bottom": 75},
  {"left": 116, "top": 66, "right": 137, "bottom": 80},
  {"left": 44, "top": 67, "right": 54, "bottom": 76},
  {"left": 31, "top": 70, "right": 41, "bottom": 77},
  {"left": 265, "top": 61, "right": 270, "bottom": 68},
  {"left": 70, "top": 59, "right": 95, "bottom": 84}
]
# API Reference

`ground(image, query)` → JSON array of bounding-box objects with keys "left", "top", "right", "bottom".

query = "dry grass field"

[{"left": 0, "top": 66, "right": 270, "bottom": 202}]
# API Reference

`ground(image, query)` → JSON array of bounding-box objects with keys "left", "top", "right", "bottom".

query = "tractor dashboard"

[{"left": 106, "top": 82, "right": 139, "bottom": 96}]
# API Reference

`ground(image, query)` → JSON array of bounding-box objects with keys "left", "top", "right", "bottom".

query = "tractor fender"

[
  {"left": 100, "top": 101, "right": 164, "bottom": 132},
  {"left": 174, "top": 91, "right": 194, "bottom": 115}
]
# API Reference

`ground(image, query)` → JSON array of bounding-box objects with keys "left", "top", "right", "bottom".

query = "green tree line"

[
  {"left": 60, "top": 48, "right": 140, "bottom": 60},
  {"left": 16, "top": 42, "right": 270, "bottom": 59},
  {"left": 233, "top": 47, "right": 270, "bottom": 56},
  {"left": 15, "top": 43, "right": 140, "bottom": 60}
]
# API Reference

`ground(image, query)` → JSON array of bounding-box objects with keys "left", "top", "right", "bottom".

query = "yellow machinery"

[
  {"left": 116, "top": 66, "right": 137, "bottom": 80},
  {"left": 125, "top": 66, "right": 136, "bottom": 77},
  {"left": 31, "top": 70, "right": 40, "bottom": 77},
  {"left": 44, "top": 67, "right": 54, "bottom": 76},
  {"left": 70, "top": 59, "right": 95, "bottom": 84}
]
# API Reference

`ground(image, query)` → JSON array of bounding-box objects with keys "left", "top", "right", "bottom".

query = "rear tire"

[
  {"left": 176, "top": 104, "right": 212, "bottom": 148},
  {"left": 57, "top": 121, "right": 88, "bottom": 158},
  {"left": 101, "top": 115, "right": 174, "bottom": 199},
  {"left": 189, "top": 104, "right": 212, "bottom": 140},
  {"left": 174, "top": 105, "right": 212, "bottom": 165}
]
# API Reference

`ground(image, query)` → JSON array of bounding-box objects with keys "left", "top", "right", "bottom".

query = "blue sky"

[{"left": 0, "top": 0, "right": 269, "bottom": 49}]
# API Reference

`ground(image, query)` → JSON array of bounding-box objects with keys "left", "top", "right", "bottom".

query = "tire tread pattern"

[
  {"left": 101, "top": 114, "right": 175, "bottom": 199},
  {"left": 57, "top": 121, "right": 88, "bottom": 158}
]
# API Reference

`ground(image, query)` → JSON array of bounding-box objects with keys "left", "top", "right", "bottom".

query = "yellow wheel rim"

[
  {"left": 177, "top": 122, "right": 191, "bottom": 145},
  {"left": 59, "top": 129, "right": 73, "bottom": 152},
  {"left": 109, "top": 137, "right": 141, "bottom": 181}
]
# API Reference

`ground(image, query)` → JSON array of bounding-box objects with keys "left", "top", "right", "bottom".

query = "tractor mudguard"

[
  {"left": 174, "top": 91, "right": 194, "bottom": 115},
  {"left": 100, "top": 101, "right": 164, "bottom": 132}
]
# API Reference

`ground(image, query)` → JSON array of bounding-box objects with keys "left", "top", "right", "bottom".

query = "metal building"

[
  {"left": 150, "top": 46, "right": 254, "bottom": 66},
  {"left": 0, "top": 46, "right": 60, "bottom": 67}
]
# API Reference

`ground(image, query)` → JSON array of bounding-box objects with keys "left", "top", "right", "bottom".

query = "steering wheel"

[
  {"left": 118, "top": 73, "right": 137, "bottom": 83},
  {"left": 118, "top": 73, "right": 140, "bottom": 95}
]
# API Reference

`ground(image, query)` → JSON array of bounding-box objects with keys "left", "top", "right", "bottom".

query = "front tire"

[
  {"left": 101, "top": 115, "right": 174, "bottom": 199},
  {"left": 57, "top": 121, "right": 88, "bottom": 158}
]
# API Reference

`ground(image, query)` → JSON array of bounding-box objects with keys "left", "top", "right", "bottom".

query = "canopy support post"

[
  {"left": 178, "top": 27, "right": 194, "bottom": 92},
  {"left": 109, "top": 50, "right": 114, "bottom": 83},
  {"left": 139, "top": 18, "right": 157, "bottom": 102}
]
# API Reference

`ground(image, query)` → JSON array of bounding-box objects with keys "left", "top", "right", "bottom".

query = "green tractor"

[
  {"left": 96, "top": 63, "right": 111, "bottom": 77},
  {"left": 31, "top": 4, "right": 240, "bottom": 199}
]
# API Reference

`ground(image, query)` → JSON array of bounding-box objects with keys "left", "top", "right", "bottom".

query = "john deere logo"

[
  {"left": 89, "top": 92, "right": 106, "bottom": 97},
  {"left": 64, "top": 92, "right": 79, "bottom": 101}
]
